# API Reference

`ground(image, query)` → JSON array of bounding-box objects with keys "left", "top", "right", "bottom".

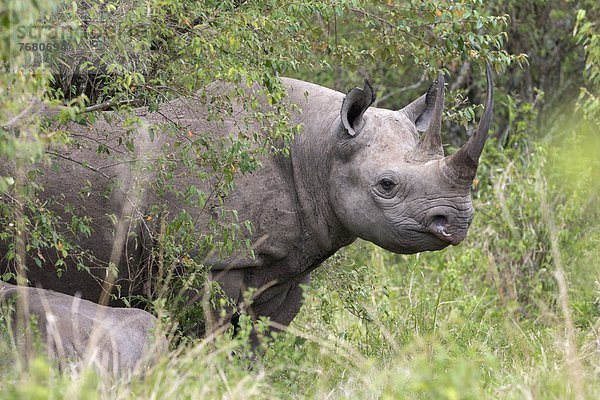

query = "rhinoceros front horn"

[{"left": 441, "top": 63, "right": 494, "bottom": 187}]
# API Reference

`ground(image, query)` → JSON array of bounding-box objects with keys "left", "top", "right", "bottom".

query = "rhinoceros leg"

[
  {"left": 235, "top": 273, "right": 310, "bottom": 350},
  {"left": 209, "top": 270, "right": 309, "bottom": 351},
  {"left": 205, "top": 269, "right": 246, "bottom": 337},
  {"left": 254, "top": 273, "right": 310, "bottom": 328}
]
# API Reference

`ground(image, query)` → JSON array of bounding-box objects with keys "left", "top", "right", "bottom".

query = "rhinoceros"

[
  {"left": 0, "top": 282, "right": 166, "bottom": 373},
  {"left": 0, "top": 64, "right": 493, "bottom": 343}
]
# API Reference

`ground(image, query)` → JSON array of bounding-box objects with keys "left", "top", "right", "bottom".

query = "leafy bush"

[{"left": 1, "top": 1, "right": 599, "bottom": 399}]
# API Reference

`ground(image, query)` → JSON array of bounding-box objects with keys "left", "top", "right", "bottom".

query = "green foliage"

[
  {"left": 1, "top": 0, "right": 599, "bottom": 398},
  {"left": 0, "top": 0, "right": 525, "bottom": 333},
  {"left": 574, "top": 7, "right": 600, "bottom": 126},
  {"left": 265, "top": 113, "right": 598, "bottom": 398}
]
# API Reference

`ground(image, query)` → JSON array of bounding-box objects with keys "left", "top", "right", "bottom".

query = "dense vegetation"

[{"left": 1, "top": 0, "right": 598, "bottom": 398}]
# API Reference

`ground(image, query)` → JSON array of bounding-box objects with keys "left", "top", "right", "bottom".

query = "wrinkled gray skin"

[
  {"left": 0, "top": 65, "right": 493, "bottom": 342},
  {"left": 0, "top": 282, "right": 165, "bottom": 374}
]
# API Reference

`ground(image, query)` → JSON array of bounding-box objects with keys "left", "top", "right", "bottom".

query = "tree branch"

[
  {"left": 79, "top": 99, "right": 142, "bottom": 114},
  {"left": 1, "top": 98, "right": 37, "bottom": 130}
]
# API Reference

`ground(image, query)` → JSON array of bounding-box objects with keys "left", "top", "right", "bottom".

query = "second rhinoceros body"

[{"left": 1, "top": 65, "right": 493, "bottom": 337}]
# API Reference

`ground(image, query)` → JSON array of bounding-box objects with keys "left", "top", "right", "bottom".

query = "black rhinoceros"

[
  {"left": 0, "top": 64, "right": 493, "bottom": 342},
  {"left": 0, "top": 282, "right": 165, "bottom": 373}
]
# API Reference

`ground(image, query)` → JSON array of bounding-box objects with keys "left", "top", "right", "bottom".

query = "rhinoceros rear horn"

[
  {"left": 341, "top": 79, "right": 376, "bottom": 137},
  {"left": 441, "top": 62, "right": 494, "bottom": 186},
  {"left": 417, "top": 73, "right": 445, "bottom": 157},
  {"left": 402, "top": 73, "right": 445, "bottom": 160}
]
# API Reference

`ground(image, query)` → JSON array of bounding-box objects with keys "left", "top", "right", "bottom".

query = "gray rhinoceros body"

[
  {"left": 1, "top": 66, "right": 493, "bottom": 334},
  {"left": 0, "top": 282, "right": 165, "bottom": 374}
]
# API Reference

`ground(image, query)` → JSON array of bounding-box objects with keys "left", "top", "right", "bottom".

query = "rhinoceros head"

[{"left": 330, "top": 64, "right": 493, "bottom": 254}]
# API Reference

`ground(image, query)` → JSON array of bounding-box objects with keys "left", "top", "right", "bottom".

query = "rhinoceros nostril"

[
  {"left": 431, "top": 215, "right": 448, "bottom": 229},
  {"left": 429, "top": 215, "right": 452, "bottom": 239}
]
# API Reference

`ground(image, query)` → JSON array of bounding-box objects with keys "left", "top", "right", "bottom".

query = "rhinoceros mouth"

[
  {"left": 380, "top": 233, "right": 451, "bottom": 254},
  {"left": 376, "top": 221, "right": 452, "bottom": 254},
  {"left": 426, "top": 216, "right": 467, "bottom": 246}
]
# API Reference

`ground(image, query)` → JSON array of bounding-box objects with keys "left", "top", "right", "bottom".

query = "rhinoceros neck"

[{"left": 282, "top": 78, "right": 357, "bottom": 255}]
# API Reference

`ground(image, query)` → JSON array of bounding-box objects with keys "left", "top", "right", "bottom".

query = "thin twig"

[
  {"left": 1, "top": 98, "right": 37, "bottom": 129},
  {"left": 375, "top": 74, "right": 427, "bottom": 106},
  {"left": 97, "top": 157, "right": 163, "bottom": 170},
  {"left": 350, "top": 7, "right": 435, "bottom": 48},
  {"left": 45, "top": 150, "right": 112, "bottom": 180},
  {"left": 79, "top": 99, "right": 141, "bottom": 114}
]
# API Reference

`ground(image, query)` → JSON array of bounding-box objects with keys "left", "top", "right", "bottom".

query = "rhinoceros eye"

[{"left": 379, "top": 178, "right": 396, "bottom": 192}]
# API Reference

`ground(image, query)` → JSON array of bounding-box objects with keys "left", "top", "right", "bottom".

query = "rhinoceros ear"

[
  {"left": 401, "top": 79, "right": 441, "bottom": 133},
  {"left": 341, "top": 79, "right": 376, "bottom": 137}
]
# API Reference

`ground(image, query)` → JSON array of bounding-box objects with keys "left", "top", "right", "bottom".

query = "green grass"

[{"left": 1, "top": 128, "right": 598, "bottom": 399}]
